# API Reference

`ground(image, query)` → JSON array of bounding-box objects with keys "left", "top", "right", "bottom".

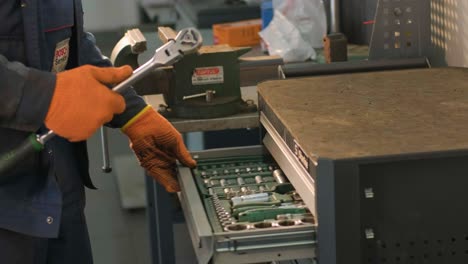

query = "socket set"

[
  {"left": 177, "top": 146, "right": 315, "bottom": 264},
  {"left": 223, "top": 215, "right": 316, "bottom": 232},
  {"left": 191, "top": 155, "right": 315, "bottom": 233}
]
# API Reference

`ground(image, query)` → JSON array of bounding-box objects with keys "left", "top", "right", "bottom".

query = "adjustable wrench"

[{"left": 0, "top": 27, "right": 203, "bottom": 175}]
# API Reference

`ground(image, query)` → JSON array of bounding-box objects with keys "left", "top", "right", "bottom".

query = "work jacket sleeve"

[
  {"left": 78, "top": 32, "right": 147, "bottom": 128},
  {"left": 0, "top": 54, "right": 56, "bottom": 132}
]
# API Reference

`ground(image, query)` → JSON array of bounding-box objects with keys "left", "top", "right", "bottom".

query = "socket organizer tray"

[
  {"left": 177, "top": 146, "right": 316, "bottom": 264},
  {"left": 193, "top": 155, "right": 315, "bottom": 233}
]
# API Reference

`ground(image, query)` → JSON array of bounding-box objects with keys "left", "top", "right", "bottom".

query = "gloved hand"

[
  {"left": 45, "top": 65, "right": 132, "bottom": 142},
  {"left": 122, "top": 106, "right": 197, "bottom": 192}
]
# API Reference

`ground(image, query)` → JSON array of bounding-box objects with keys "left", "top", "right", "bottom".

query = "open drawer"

[{"left": 177, "top": 145, "right": 316, "bottom": 264}]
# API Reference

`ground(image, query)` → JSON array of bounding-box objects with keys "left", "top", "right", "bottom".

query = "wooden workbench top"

[{"left": 258, "top": 67, "right": 468, "bottom": 161}]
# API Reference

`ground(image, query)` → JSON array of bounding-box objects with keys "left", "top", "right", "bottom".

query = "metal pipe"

[
  {"left": 100, "top": 127, "right": 112, "bottom": 173},
  {"left": 279, "top": 57, "right": 430, "bottom": 79},
  {"left": 330, "top": 0, "right": 341, "bottom": 33}
]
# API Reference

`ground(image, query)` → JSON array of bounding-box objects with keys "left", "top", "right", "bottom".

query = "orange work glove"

[
  {"left": 122, "top": 106, "right": 197, "bottom": 192},
  {"left": 45, "top": 65, "right": 132, "bottom": 142}
]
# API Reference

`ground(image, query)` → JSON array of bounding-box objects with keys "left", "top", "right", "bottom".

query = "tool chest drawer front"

[{"left": 178, "top": 146, "right": 316, "bottom": 264}]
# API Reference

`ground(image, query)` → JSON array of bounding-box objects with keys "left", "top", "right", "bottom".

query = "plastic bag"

[
  {"left": 259, "top": 11, "right": 316, "bottom": 63},
  {"left": 259, "top": 0, "right": 327, "bottom": 62},
  {"left": 273, "top": 0, "right": 327, "bottom": 48}
]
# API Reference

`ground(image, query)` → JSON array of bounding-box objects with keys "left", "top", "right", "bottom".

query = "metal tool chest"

[{"left": 257, "top": 68, "right": 468, "bottom": 264}]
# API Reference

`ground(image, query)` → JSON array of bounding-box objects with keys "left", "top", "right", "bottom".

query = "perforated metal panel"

[
  {"left": 364, "top": 236, "right": 468, "bottom": 264},
  {"left": 369, "top": 0, "right": 431, "bottom": 59},
  {"left": 360, "top": 156, "right": 468, "bottom": 264}
]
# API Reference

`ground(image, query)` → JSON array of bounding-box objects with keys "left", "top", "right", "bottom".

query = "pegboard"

[{"left": 369, "top": 0, "right": 431, "bottom": 60}]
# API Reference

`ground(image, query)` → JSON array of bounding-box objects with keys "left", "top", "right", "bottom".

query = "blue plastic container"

[{"left": 261, "top": 0, "right": 273, "bottom": 29}]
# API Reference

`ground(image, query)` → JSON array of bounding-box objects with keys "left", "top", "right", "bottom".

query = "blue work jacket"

[{"left": 0, "top": 0, "right": 146, "bottom": 238}]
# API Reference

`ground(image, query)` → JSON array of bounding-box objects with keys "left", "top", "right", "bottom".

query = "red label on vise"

[
  {"left": 194, "top": 68, "right": 220, "bottom": 75},
  {"left": 192, "top": 66, "right": 224, "bottom": 85}
]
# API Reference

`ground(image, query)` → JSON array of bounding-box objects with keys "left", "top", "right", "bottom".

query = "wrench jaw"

[
  {"left": 174, "top": 27, "right": 203, "bottom": 55},
  {"left": 151, "top": 28, "right": 203, "bottom": 68},
  {"left": 153, "top": 41, "right": 185, "bottom": 67}
]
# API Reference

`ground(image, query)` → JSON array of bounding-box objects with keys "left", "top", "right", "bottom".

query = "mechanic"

[{"left": 0, "top": 0, "right": 196, "bottom": 263}]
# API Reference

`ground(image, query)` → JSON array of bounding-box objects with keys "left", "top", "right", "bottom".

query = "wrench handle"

[
  {"left": 0, "top": 134, "right": 44, "bottom": 177},
  {"left": 112, "top": 59, "right": 164, "bottom": 94}
]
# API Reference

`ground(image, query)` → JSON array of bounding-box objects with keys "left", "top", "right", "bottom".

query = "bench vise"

[{"left": 110, "top": 27, "right": 257, "bottom": 119}]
